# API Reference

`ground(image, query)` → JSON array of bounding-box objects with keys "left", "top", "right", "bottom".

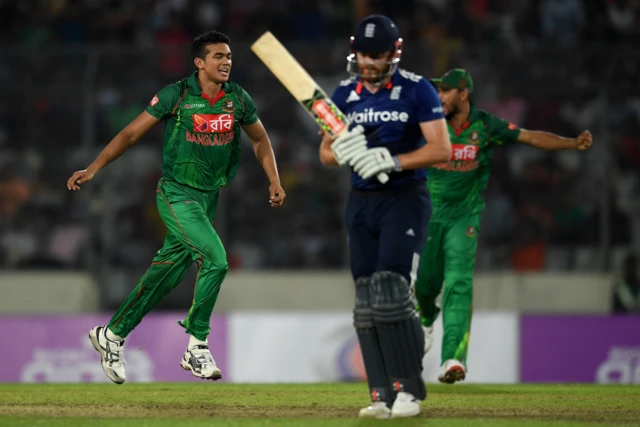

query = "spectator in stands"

[
  {"left": 612, "top": 253, "right": 640, "bottom": 314},
  {"left": 539, "top": 0, "right": 584, "bottom": 46}
]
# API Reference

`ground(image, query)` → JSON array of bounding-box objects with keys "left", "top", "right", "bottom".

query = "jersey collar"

[
  {"left": 355, "top": 70, "right": 397, "bottom": 94},
  {"left": 187, "top": 71, "right": 229, "bottom": 105},
  {"left": 450, "top": 103, "right": 479, "bottom": 135}
]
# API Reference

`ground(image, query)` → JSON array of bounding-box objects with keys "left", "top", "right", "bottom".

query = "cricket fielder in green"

[
  {"left": 414, "top": 69, "right": 592, "bottom": 383},
  {"left": 67, "top": 31, "right": 285, "bottom": 384}
]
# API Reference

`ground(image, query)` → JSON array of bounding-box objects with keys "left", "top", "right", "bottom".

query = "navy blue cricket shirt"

[{"left": 331, "top": 69, "right": 444, "bottom": 190}]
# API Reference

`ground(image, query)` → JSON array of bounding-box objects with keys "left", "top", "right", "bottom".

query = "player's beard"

[
  {"left": 445, "top": 104, "right": 459, "bottom": 120},
  {"left": 361, "top": 64, "right": 389, "bottom": 85},
  {"left": 347, "top": 53, "right": 399, "bottom": 86}
]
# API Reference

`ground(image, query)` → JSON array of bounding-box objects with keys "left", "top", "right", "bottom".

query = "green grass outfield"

[{"left": 0, "top": 383, "right": 638, "bottom": 426}]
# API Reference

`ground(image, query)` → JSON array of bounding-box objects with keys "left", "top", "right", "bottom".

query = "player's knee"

[
  {"left": 445, "top": 274, "right": 473, "bottom": 292},
  {"left": 370, "top": 271, "right": 415, "bottom": 322},
  {"left": 353, "top": 276, "right": 374, "bottom": 328},
  {"left": 210, "top": 258, "right": 229, "bottom": 273},
  {"left": 197, "top": 249, "right": 228, "bottom": 273}
]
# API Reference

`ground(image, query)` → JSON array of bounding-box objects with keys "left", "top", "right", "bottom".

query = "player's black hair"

[{"left": 191, "top": 31, "right": 232, "bottom": 61}]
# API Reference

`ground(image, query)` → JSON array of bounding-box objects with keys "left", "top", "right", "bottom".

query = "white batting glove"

[
  {"left": 350, "top": 147, "right": 401, "bottom": 180},
  {"left": 331, "top": 125, "right": 368, "bottom": 166}
]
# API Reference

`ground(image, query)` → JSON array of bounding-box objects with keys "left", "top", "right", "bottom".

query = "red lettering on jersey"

[
  {"left": 186, "top": 131, "right": 234, "bottom": 147},
  {"left": 508, "top": 122, "right": 518, "bottom": 130},
  {"left": 193, "top": 114, "right": 235, "bottom": 133},
  {"left": 150, "top": 95, "right": 159, "bottom": 106},
  {"left": 196, "top": 133, "right": 210, "bottom": 146},
  {"left": 433, "top": 160, "right": 479, "bottom": 172}
]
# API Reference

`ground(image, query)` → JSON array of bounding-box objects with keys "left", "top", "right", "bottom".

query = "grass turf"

[{"left": 0, "top": 383, "right": 638, "bottom": 426}]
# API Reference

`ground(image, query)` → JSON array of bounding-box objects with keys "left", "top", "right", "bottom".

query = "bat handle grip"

[{"left": 377, "top": 173, "right": 389, "bottom": 184}]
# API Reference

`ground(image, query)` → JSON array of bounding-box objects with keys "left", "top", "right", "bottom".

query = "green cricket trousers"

[
  {"left": 414, "top": 214, "right": 479, "bottom": 367},
  {"left": 108, "top": 179, "right": 228, "bottom": 341}
]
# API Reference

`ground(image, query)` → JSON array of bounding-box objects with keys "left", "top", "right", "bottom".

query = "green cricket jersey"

[
  {"left": 428, "top": 105, "right": 521, "bottom": 220},
  {"left": 145, "top": 71, "right": 259, "bottom": 191}
]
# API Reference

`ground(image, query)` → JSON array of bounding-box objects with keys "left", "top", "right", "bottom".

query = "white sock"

[
  {"left": 188, "top": 335, "right": 208, "bottom": 350},
  {"left": 105, "top": 328, "right": 123, "bottom": 342}
]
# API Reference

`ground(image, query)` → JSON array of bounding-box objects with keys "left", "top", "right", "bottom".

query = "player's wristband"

[{"left": 392, "top": 156, "right": 402, "bottom": 172}]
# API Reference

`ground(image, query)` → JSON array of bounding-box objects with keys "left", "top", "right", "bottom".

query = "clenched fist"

[
  {"left": 575, "top": 130, "right": 592, "bottom": 150},
  {"left": 269, "top": 183, "right": 286, "bottom": 207}
]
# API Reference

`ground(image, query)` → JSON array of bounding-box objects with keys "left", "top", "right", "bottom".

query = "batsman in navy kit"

[{"left": 319, "top": 15, "right": 452, "bottom": 419}]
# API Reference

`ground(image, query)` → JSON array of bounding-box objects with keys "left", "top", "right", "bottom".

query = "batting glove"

[
  {"left": 350, "top": 147, "right": 401, "bottom": 180},
  {"left": 331, "top": 125, "right": 368, "bottom": 166}
]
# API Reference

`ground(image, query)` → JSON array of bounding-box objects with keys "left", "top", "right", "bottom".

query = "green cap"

[{"left": 430, "top": 68, "right": 474, "bottom": 93}]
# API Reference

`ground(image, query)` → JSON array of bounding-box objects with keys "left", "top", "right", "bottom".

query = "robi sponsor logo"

[
  {"left": 189, "top": 113, "right": 235, "bottom": 147},
  {"left": 451, "top": 144, "right": 478, "bottom": 161},
  {"left": 432, "top": 144, "right": 479, "bottom": 172},
  {"left": 347, "top": 108, "right": 409, "bottom": 124},
  {"left": 193, "top": 114, "right": 235, "bottom": 133}
]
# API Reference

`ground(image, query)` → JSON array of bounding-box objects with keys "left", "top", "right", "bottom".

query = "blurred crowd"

[
  {"left": 1, "top": 0, "right": 640, "bottom": 281},
  {"left": 1, "top": 0, "right": 639, "bottom": 47}
]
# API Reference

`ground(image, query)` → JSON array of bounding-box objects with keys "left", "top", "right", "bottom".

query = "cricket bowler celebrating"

[
  {"left": 67, "top": 31, "right": 285, "bottom": 384},
  {"left": 320, "top": 15, "right": 452, "bottom": 419},
  {"left": 416, "top": 68, "right": 592, "bottom": 384}
]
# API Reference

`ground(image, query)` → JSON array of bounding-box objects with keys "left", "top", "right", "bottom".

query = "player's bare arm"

[
  {"left": 67, "top": 111, "right": 160, "bottom": 191},
  {"left": 242, "top": 119, "right": 286, "bottom": 207},
  {"left": 396, "top": 119, "right": 452, "bottom": 169},
  {"left": 517, "top": 129, "right": 593, "bottom": 151}
]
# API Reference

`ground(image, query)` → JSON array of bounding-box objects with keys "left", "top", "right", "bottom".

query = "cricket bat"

[{"left": 251, "top": 31, "right": 389, "bottom": 184}]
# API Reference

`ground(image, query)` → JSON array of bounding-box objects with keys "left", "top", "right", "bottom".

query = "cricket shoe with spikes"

[
  {"left": 89, "top": 325, "right": 126, "bottom": 384},
  {"left": 180, "top": 345, "right": 222, "bottom": 380},
  {"left": 438, "top": 359, "right": 466, "bottom": 384},
  {"left": 358, "top": 402, "right": 391, "bottom": 419}
]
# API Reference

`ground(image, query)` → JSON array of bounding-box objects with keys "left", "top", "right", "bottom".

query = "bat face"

[
  {"left": 251, "top": 32, "right": 317, "bottom": 101},
  {"left": 305, "top": 90, "right": 347, "bottom": 137},
  {"left": 251, "top": 31, "right": 388, "bottom": 183},
  {"left": 251, "top": 32, "right": 348, "bottom": 137}
]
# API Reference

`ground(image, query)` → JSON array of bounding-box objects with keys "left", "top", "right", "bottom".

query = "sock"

[
  {"left": 106, "top": 327, "right": 123, "bottom": 342},
  {"left": 188, "top": 334, "right": 208, "bottom": 350}
]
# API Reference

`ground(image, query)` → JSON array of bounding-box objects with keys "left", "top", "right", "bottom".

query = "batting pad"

[
  {"left": 353, "top": 277, "right": 392, "bottom": 405},
  {"left": 371, "top": 271, "right": 427, "bottom": 401}
]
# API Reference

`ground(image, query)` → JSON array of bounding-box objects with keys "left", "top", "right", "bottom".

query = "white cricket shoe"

[
  {"left": 438, "top": 359, "right": 466, "bottom": 384},
  {"left": 180, "top": 345, "right": 222, "bottom": 380},
  {"left": 423, "top": 325, "right": 434, "bottom": 355},
  {"left": 391, "top": 392, "right": 422, "bottom": 418},
  {"left": 89, "top": 325, "right": 126, "bottom": 384},
  {"left": 358, "top": 401, "right": 391, "bottom": 419}
]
